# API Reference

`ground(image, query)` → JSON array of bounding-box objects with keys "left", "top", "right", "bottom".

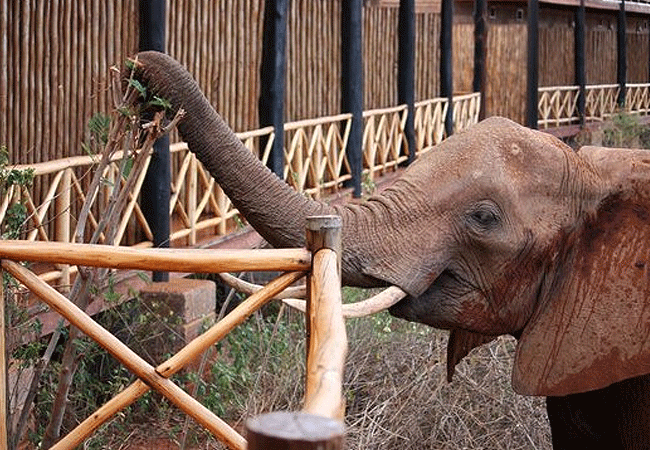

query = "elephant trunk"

[
  {"left": 133, "top": 51, "right": 331, "bottom": 250},
  {"left": 133, "top": 52, "right": 388, "bottom": 289}
]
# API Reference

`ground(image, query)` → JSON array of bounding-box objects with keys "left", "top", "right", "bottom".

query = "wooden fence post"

[
  {"left": 260, "top": 0, "right": 289, "bottom": 177},
  {"left": 473, "top": 0, "right": 487, "bottom": 120},
  {"left": 55, "top": 168, "right": 71, "bottom": 289},
  {"left": 341, "top": 0, "right": 364, "bottom": 197},
  {"left": 526, "top": 0, "right": 540, "bottom": 129},
  {"left": 0, "top": 265, "right": 7, "bottom": 449},
  {"left": 617, "top": 0, "right": 627, "bottom": 107},
  {"left": 245, "top": 215, "right": 346, "bottom": 449},
  {"left": 139, "top": 0, "right": 170, "bottom": 282},
  {"left": 575, "top": 0, "right": 586, "bottom": 125},
  {"left": 399, "top": 0, "right": 417, "bottom": 162},
  {"left": 440, "top": 0, "right": 454, "bottom": 136},
  {"left": 304, "top": 216, "right": 345, "bottom": 420}
]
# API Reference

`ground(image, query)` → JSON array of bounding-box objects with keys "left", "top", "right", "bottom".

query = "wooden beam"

[
  {"left": 341, "top": 0, "right": 364, "bottom": 197},
  {"left": 575, "top": 0, "right": 586, "bottom": 125},
  {"left": 473, "top": 0, "right": 487, "bottom": 120},
  {"left": 617, "top": 0, "right": 627, "bottom": 106},
  {"left": 440, "top": 0, "right": 454, "bottom": 135},
  {"left": 260, "top": 0, "right": 289, "bottom": 177},
  {"left": 526, "top": 0, "right": 539, "bottom": 129},
  {"left": 399, "top": 0, "right": 417, "bottom": 162},
  {"left": 0, "top": 241, "right": 311, "bottom": 273},
  {"left": 139, "top": 0, "right": 170, "bottom": 282}
]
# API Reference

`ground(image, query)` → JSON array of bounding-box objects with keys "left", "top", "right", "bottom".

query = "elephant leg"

[
  {"left": 546, "top": 373, "right": 650, "bottom": 450},
  {"left": 615, "top": 373, "right": 650, "bottom": 449}
]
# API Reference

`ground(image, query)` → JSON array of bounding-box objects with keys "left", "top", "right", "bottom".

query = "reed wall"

[
  {"left": 539, "top": 8, "right": 574, "bottom": 87},
  {"left": 484, "top": 2, "right": 528, "bottom": 123},
  {"left": 2, "top": 0, "right": 648, "bottom": 170},
  {"left": 626, "top": 14, "right": 650, "bottom": 82},
  {"left": 586, "top": 11, "right": 618, "bottom": 84}
]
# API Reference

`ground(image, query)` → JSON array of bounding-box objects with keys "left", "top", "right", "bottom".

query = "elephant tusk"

[
  {"left": 218, "top": 272, "right": 408, "bottom": 318},
  {"left": 218, "top": 272, "right": 307, "bottom": 299},
  {"left": 282, "top": 286, "right": 408, "bottom": 318}
]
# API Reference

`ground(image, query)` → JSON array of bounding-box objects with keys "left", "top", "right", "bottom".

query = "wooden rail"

[{"left": 0, "top": 216, "right": 345, "bottom": 449}]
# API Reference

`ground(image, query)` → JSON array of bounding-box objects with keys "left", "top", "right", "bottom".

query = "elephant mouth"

[{"left": 388, "top": 269, "right": 467, "bottom": 328}]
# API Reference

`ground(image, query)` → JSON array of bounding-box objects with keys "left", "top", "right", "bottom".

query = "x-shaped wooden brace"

[{"left": 2, "top": 259, "right": 305, "bottom": 450}]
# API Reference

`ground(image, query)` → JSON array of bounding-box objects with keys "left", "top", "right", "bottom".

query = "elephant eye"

[{"left": 467, "top": 202, "right": 501, "bottom": 232}]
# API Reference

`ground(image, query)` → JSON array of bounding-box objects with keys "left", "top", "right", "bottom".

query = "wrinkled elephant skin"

[{"left": 133, "top": 51, "right": 650, "bottom": 449}]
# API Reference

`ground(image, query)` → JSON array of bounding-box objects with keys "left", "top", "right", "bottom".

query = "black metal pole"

[
  {"left": 617, "top": 0, "right": 627, "bottom": 107},
  {"left": 139, "top": 0, "right": 169, "bottom": 282},
  {"left": 259, "top": 0, "right": 289, "bottom": 177},
  {"left": 526, "top": 0, "right": 539, "bottom": 129},
  {"left": 473, "top": 0, "right": 487, "bottom": 120},
  {"left": 440, "top": 0, "right": 454, "bottom": 136},
  {"left": 575, "top": 0, "right": 586, "bottom": 125},
  {"left": 341, "top": 0, "right": 363, "bottom": 197},
  {"left": 398, "top": 0, "right": 417, "bottom": 164}
]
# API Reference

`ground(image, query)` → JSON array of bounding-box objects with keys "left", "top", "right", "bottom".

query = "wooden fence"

[
  {"left": 537, "top": 83, "right": 650, "bottom": 129},
  {"left": 0, "top": 93, "right": 480, "bottom": 287},
  {"left": 0, "top": 216, "right": 346, "bottom": 449}
]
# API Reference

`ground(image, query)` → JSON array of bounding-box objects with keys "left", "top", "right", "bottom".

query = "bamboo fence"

[{"left": 0, "top": 216, "right": 346, "bottom": 449}]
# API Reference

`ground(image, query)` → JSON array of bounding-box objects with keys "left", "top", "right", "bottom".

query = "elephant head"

[{"left": 133, "top": 51, "right": 650, "bottom": 398}]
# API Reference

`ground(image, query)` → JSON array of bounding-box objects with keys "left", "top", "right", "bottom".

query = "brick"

[
  {"left": 140, "top": 278, "right": 216, "bottom": 323},
  {"left": 139, "top": 278, "right": 217, "bottom": 362}
]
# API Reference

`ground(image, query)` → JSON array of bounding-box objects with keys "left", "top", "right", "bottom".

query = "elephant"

[{"left": 132, "top": 51, "right": 650, "bottom": 448}]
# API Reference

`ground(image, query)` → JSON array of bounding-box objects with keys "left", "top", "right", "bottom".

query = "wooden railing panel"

[
  {"left": 626, "top": 83, "right": 650, "bottom": 116},
  {"left": 0, "top": 240, "right": 314, "bottom": 449},
  {"left": 537, "top": 83, "right": 650, "bottom": 128},
  {"left": 585, "top": 84, "right": 620, "bottom": 121},
  {"left": 362, "top": 105, "right": 409, "bottom": 180},
  {"left": 452, "top": 92, "right": 482, "bottom": 133},
  {"left": 414, "top": 97, "right": 448, "bottom": 153},
  {"left": 538, "top": 86, "right": 580, "bottom": 129},
  {"left": 283, "top": 114, "right": 352, "bottom": 199}
]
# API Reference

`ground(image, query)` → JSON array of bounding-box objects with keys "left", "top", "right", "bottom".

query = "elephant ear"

[{"left": 513, "top": 148, "right": 650, "bottom": 397}]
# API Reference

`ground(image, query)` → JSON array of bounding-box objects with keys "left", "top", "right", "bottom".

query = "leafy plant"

[
  {"left": 602, "top": 112, "right": 650, "bottom": 149},
  {"left": 0, "top": 146, "right": 34, "bottom": 239}
]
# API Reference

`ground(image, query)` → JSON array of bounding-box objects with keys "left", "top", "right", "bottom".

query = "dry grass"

[
  {"left": 82, "top": 288, "right": 551, "bottom": 449},
  {"left": 343, "top": 312, "right": 551, "bottom": 449},
  {"left": 205, "top": 288, "right": 551, "bottom": 449}
]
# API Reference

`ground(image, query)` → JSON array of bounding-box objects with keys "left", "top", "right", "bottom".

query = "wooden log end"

[{"left": 246, "top": 411, "right": 344, "bottom": 450}]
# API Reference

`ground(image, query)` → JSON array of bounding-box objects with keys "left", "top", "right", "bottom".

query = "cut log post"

[
  {"left": 245, "top": 216, "right": 346, "bottom": 449},
  {"left": 246, "top": 411, "right": 344, "bottom": 450},
  {"left": 304, "top": 216, "right": 346, "bottom": 420}
]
